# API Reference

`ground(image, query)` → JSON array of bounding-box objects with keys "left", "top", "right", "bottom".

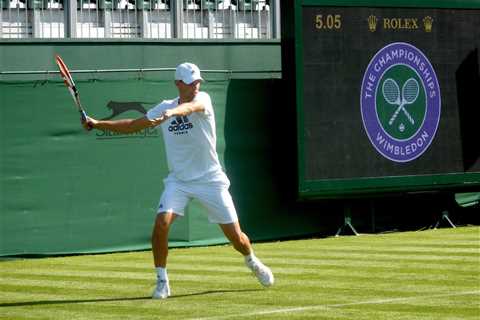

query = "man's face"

[{"left": 176, "top": 80, "right": 201, "bottom": 101}]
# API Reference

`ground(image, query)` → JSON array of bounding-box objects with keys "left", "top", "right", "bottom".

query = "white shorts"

[{"left": 156, "top": 173, "right": 238, "bottom": 224}]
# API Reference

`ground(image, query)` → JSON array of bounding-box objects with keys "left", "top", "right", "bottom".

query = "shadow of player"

[{"left": 0, "top": 288, "right": 262, "bottom": 308}]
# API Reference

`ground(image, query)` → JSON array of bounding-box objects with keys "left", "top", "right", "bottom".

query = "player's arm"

[
  {"left": 164, "top": 100, "right": 205, "bottom": 118},
  {"left": 84, "top": 115, "right": 165, "bottom": 133}
]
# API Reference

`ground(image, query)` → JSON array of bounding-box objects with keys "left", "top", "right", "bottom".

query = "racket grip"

[{"left": 80, "top": 110, "right": 93, "bottom": 131}]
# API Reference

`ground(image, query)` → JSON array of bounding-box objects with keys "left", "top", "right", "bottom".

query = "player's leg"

[
  {"left": 152, "top": 212, "right": 177, "bottom": 268},
  {"left": 151, "top": 180, "right": 189, "bottom": 299},
  {"left": 151, "top": 212, "right": 177, "bottom": 299},
  {"left": 220, "top": 222, "right": 274, "bottom": 287},
  {"left": 219, "top": 221, "right": 251, "bottom": 255},
  {"left": 192, "top": 180, "right": 274, "bottom": 287}
]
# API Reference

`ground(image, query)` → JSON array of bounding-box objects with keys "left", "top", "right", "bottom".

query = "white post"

[
  {"left": 229, "top": 7, "right": 237, "bottom": 39},
  {"left": 64, "top": 0, "right": 77, "bottom": 38},
  {"left": 171, "top": 0, "right": 183, "bottom": 38},
  {"left": 32, "top": 8, "right": 41, "bottom": 37},
  {"left": 270, "top": 0, "right": 280, "bottom": 39},
  {"left": 104, "top": 8, "right": 111, "bottom": 37},
  {"left": 139, "top": 9, "right": 148, "bottom": 38}
]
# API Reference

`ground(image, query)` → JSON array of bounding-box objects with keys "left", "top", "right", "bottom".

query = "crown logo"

[
  {"left": 368, "top": 15, "right": 378, "bottom": 32},
  {"left": 423, "top": 16, "right": 433, "bottom": 32}
]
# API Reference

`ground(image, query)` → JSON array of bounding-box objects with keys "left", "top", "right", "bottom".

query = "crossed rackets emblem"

[{"left": 382, "top": 77, "right": 419, "bottom": 130}]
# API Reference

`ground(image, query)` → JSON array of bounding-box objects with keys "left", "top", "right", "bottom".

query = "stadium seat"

[
  {"left": 238, "top": 0, "right": 267, "bottom": 11},
  {"left": 238, "top": 0, "right": 256, "bottom": 10},
  {"left": 27, "top": 0, "right": 48, "bottom": 9},
  {"left": 97, "top": 0, "right": 143, "bottom": 10},
  {"left": 218, "top": 0, "right": 234, "bottom": 10},
  {"left": 183, "top": 0, "right": 198, "bottom": 10},
  {"left": 48, "top": 0, "right": 62, "bottom": 8},
  {"left": 95, "top": 0, "right": 170, "bottom": 10},
  {"left": 9, "top": 0, "right": 28, "bottom": 9},
  {"left": 199, "top": 0, "right": 216, "bottom": 10},
  {"left": 1, "top": 0, "right": 10, "bottom": 9},
  {"left": 98, "top": 0, "right": 112, "bottom": 9},
  {"left": 135, "top": 0, "right": 150, "bottom": 9},
  {"left": 109, "top": 0, "right": 134, "bottom": 9},
  {"left": 183, "top": 0, "right": 220, "bottom": 10},
  {"left": 139, "top": 0, "right": 169, "bottom": 10},
  {"left": 77, "top": 0, "right": 96, "bottom": 9}
]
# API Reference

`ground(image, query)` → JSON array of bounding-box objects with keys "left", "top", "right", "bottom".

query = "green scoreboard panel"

[{"left": 295, "top": 0, "right": 480, "bottom": 198}]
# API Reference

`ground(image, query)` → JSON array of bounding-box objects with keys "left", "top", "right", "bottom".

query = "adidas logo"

[{"left": 168, "top": 116, "right": 193, "bottom": 135}]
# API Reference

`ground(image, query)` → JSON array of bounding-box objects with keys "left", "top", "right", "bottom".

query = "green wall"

[
  {"left": 0, "top": 40, "right": 331, "bottom": 256},
  {"left": 0, "top": 39, "right": 281, "bottom": 81}
]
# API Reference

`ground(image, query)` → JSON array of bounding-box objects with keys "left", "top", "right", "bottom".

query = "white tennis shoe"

[
  {"left": 246, "top": 258, "right": 274, "bottom": 287},
  {"left": 152, "top": 279, "right": 171, "bottom": 299}
]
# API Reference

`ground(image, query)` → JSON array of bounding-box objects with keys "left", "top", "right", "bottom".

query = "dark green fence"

[{"left": 0, "top": 40, "right": 335, "bottom": 255}]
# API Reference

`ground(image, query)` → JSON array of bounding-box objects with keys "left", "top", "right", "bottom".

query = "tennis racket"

[
  {"left": 382, "top": 78, "right": 401, "bottom": 106},
  {"left": 390, "top": 78, "right": 418, "bottom": 125},
  {"left": 383, "top": 78, "right": 416, "bottom": 126},
  {"left": 54, "top": 54, "right": 92, "bottom": 130}
]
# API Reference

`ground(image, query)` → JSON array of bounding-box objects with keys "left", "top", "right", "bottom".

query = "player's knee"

[{"left": 153, "top": 214, "right": 170, "bottom": 233}]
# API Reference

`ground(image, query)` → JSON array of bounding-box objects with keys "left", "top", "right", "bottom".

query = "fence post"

[
  {"left": 171, "top": 0, "right": 183, "bottom": 38},
  {"left": 270, "top": 0, "right": 280, "bottom": 39},
  {"left": 32, "top": 8, "right": 41, "bottom": 37},
  {"left": 207, "top": 10, "right": 214, "bottom": 39},
  {"left": 104, "top": 8, "right": 111, "bottom": 37},
  {"left": 64, "top": 0, "right": 77, "bottom": 38},
  {"left": 139, "top": 9, "right": 148, "bottom": 37},
  {"left": 229, "top": 7, "right": 237, "bottom": 39}
]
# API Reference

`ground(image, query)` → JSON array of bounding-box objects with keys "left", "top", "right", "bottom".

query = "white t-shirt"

[{"left": 146, "top": 91, "right": 224, "bottom": 182}]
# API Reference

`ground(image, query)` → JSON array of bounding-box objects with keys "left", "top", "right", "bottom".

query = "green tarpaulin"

[{"left": 0, "top": 78, "right": 325, "bottom": 256}]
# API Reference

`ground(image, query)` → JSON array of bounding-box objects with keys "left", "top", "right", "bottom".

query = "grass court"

[{"left": 1, "top": 227, "right": 479, "bottom": 319}]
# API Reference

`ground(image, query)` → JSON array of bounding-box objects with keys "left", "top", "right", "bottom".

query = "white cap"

[{"left": 175, "top": 62, "right": 203, "bottom": 84}]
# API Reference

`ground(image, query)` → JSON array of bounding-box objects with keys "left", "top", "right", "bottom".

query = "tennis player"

[{"left": 83, "top": 62, "right": 274, "bottom": 299}]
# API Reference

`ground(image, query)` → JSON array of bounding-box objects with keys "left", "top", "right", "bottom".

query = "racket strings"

[
  {"left": 402, "top": 78, "right": 419, "bottom": 104},
  {"left": 382, "top": 78, "right": 400, "bottom": 105}
]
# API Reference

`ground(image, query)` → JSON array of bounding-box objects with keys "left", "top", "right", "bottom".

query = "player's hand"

[
  {"left": 163, "top": 109, "right": 175, "bottom": 119},
  {"left": 149, "top": 113, "right": 165, "bottom": 126},
  {"left": 83, "top": 116, "right": 96, "bottom": 131},
  {"left": 150, "top": 110, "right": 173, "bottom": 126}
]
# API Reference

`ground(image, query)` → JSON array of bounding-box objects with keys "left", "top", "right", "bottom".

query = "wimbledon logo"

[{"left": 360, "top": 42, "right": 441, "bottom": 162}]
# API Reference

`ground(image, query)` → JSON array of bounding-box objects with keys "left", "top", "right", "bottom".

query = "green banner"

[
  {"left": 0, "top": 79, "right": 229, "bottom": 256},
  {"left": 1, "top": 78, "right": 327, "bottom": 256}
]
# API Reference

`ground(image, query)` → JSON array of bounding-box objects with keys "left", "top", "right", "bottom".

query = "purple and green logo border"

[{"left": 360, "top": 42, "right": 441, "bottom": 163}]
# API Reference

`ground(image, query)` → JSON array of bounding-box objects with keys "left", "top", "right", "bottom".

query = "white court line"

[{"left": 189, "top": 290, "right": 480, "bottom": 320}]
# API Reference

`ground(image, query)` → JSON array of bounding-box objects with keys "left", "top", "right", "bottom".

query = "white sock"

[
  {"left": 156, "top": 267, "right": 168, "bottom": 282},
  {"left": 244, "top": 251, "right": 257, "bottom": 265}
]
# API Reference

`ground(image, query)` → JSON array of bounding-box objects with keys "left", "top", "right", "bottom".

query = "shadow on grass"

[{"left": 0, "top": 288, "right": 262, "bottom": 308}]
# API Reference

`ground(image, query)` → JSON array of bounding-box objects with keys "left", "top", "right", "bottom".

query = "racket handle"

[{"left": 80, "top": 110, "right": 93, "bottom": 131}]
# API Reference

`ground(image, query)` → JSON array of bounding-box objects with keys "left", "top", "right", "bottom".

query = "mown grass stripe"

[
  {"left": 2, "top": 239, "right": 477, "bottom": 267},
  {"left": 5, "top": 252, "right": 477, "bottom": 271},
  {"left": 268, "top": 242, "right": 480, "bottom": 252},
  {"left": 4, "top": 265, "right": 476, "bottom": 289},
  {"left": 50, "top": 251, "right": 474, "bottom": 266},
  {"left": 0, "top": 227, "right": 478, "bottom": 320},
  {"left": 3, "top": 275, "right": 475, "bottom": 306},
  {"left": 3, "top": 257, "right": 476, "bottom": 276},
  {"left": 188, "top": 290, "right": 480, "bottom": 320},
  {"left": 1, "top": 267, "right": 254, "bottom": 281},
  {"left": 6, "top": 259, "right": 471, "bottom": 279}
]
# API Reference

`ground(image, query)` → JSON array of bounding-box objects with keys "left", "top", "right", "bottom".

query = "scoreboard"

[{"left": 294, "top": 0, "right": 480, "bottom": 198}]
